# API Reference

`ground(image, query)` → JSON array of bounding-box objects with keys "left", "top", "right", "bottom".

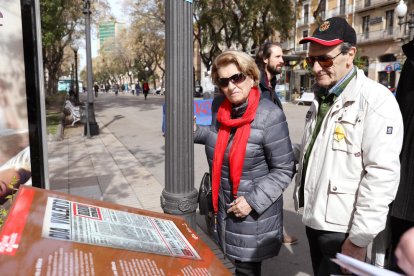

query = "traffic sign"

[
  {"left": 385, "top": 64, "right": 393, "bottom": 74},
  {"left": 394, "top": 62, "right": 401, "bottom": 71}
]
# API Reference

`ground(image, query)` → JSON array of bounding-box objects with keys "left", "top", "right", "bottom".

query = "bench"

[
  {"left": 296, "top": 92, "right": 315, "bottom": 105},
  {"left": 64, "top": 100, "right": 81, "bottom": 126}
]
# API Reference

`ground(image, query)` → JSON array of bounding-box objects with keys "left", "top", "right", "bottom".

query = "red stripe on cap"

[
  {"left": 0, "top": 187, "right": 35, "bottom": 255},
  {"left": 299, "top": 37, "right": 344, "bottom": 46}
]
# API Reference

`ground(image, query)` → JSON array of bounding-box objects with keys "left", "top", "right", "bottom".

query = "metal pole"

[
  {"left": 71, "top": 63, "right": 74, "bottom": 90},
  {"left": 74, "top": 49, "right": 79, "bottom": 103},
  {"left": 83, "top": 0, "right": 99, "bottom": 137},
  {"left": 409, "top": 11, "right": 414, "bottom": 41},
  {"left": 161, "top": 0, "right": 198, "bottom": 229}
]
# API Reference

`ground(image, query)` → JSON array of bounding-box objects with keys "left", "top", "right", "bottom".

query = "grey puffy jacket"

[{"left": 195, "top": 95, "right": 295, "bottom": 262}]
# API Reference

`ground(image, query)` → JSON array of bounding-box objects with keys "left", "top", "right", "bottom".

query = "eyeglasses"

[
  {"left": 305, "top": 52, "right": 343, "bottom": 69},
  {"left": 217, "top": 73, "right": 247, "bottom": 87}
]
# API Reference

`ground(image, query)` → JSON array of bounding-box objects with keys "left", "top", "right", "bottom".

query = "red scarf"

[{"left": 212, "top": 87, "right": 260, "bottom": 214}]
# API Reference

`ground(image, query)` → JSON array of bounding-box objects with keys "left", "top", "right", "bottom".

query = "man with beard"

[
  {"left": 255, "top": 42, "right": 298, "bottom": 245},
  {"left": 255, "top": 42, "right": 285, "bottom": 109}
]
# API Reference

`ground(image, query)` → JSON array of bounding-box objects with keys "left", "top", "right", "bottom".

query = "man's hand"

[
  {"left": 340, "top": 238, "right": 367, "bottom": 274},
  {"left": 395, "top": 227, "right": 414, "bottom": 276},
  {"left": 227, "top": 196, "right": 252, "bottom": 218}
]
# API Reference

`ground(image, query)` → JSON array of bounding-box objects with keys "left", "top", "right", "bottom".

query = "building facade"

[
  {"left": 98, "top": 21, "right": 126, "bottom": 52},
  {"left": 292, "top": 0, "right": 413, "bottom": 92}
]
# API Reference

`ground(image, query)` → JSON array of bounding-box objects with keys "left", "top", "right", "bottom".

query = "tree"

[
  {"left": 40, "top": 0, "right": 83, "bottom": 95},
  {"left": 40, "top": 0, "right": 111, "bottom": 96},
  {"left": 194, "top": 0, "right": 294, "bottom": 70},
  {"left": 129, "top": 0, "right": 166, "bottom": 88}
]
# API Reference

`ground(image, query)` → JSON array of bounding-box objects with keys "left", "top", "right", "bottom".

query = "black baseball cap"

[{"left": 299, "top": 17, "right": 356, "bottom": 46}]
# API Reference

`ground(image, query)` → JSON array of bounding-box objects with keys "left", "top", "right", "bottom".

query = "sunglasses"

[
  {"left": 305, "top": 52, "right": 343, "bottom": 68},
  {"left": 217, "top": 73, "right": 247, "bottom": 87}
]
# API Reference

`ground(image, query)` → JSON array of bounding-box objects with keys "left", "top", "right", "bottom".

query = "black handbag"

[{"left": 198, "top": 172, "right": 212, "bottom": 215}]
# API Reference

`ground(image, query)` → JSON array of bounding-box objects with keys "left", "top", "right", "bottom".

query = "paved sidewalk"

[
  {"left": 48, "top": 120, "right": 164, "bottom": 212},
  {"left": 47, "top": 118, "right": 235, "bottom": 273}
]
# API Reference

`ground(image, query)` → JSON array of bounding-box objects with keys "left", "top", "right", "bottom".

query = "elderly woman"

[{"left": 194, "top": 51, "right": 295, "bottom": 275}]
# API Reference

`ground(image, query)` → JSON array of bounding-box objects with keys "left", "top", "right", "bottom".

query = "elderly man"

[{"left": 294, "top": 17, "right": 403, "bottom": 275}]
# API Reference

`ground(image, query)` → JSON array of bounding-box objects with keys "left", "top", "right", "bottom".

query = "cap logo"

[{"left": 319, "top": 21, "right": 330, "bottom": 32}]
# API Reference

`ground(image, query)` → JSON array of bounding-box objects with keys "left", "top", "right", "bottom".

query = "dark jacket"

[
  {"left": 391, "top": 39, "right": 414, "bottom": 222},
  {"left": 194, "top": 94, "right": 295, "bottom": 262},
  {"left": 259, "top": 70, "right": 283, "bottom": 109}
]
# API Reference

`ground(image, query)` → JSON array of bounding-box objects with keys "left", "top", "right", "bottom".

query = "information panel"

[
  {"left": 42, "top": 197, "right": 201, "bottom": 260},
  {"left": 0, "top": 186, "right": 231, "bottom": 276}
]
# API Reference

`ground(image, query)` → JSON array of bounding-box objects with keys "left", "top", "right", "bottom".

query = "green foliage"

[
  {"left": 0, "top": 208, "right": 7, "bottom": 228},
  {"left": 40, "top": 0, "right": 83, "bottom": 95},
  {"left": 194, "top": 0, "right": 295, "bottom": 69},
  {"left": 354, "top": 53, "right": 368, "bottom": 71},
  {"left": 0, "top": 177, "right": 19, "bottom": 228}
]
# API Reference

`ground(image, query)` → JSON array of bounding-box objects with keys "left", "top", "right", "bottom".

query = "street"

[{"left": 93, "top": 91, "right": 313, "bottom": 276}]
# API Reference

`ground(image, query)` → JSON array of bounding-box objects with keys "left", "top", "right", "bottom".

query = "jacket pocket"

[{"left": 326, "top": 179, "right": 359, "bottom": 226}]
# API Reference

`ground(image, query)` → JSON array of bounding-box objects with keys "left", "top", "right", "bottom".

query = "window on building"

[
  {"left": 340, "top": 0, "right": 346, "bottom": 15},
  {"left": 303, "top": 30, "right": 308, "bottom": 51},
  {"left": 379, "top": 54, "right": 397, "bottom": 62},
  {"left": 386, "top": 10, "right": 394, "bottom": 35},
  {"left": 320, "top": 0, "right": 326, "bottom": 19},
  {"left": 362, "top": 16, "right": 370, "bottom": 39},
  {"left": 364, "top": 0, "right": 371, "bottom": 7},
  {"left": 304, "top": 4, "right": 309, "bottom": 24}
]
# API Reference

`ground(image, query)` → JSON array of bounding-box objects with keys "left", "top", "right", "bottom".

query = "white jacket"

[{"left": 294, "top": 69, "right": 403, "bottom": 247}]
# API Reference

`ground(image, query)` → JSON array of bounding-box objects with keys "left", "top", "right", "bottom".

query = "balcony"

[
  {"left": 295, "top": 45, "right": 308, "bottom": 53},
  {"left": 326, "top": 5, "right": 354, "bottom": 18},
  {"left": 281, "top": 39, "right": 296, "bottom": 51},
  {"left": 296, "top": 16, "right": 315, "bottom": 27},
  {"left": 357, "top": 27, "right": 399, "bottom": 44},
  {"left": 355, "top": 0, "right": 399, "bottom": 12}
]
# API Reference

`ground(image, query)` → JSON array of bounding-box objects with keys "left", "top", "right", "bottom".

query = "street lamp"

[
  {"left": 72, "top": 45, "right": 79, "bottom": 104},
  {"left": 83, "top": 0, "right": 99, "bottom": 137},
  {"left": 396, "top": 0, "right": 414, "bottom": 41},
  {"left": 161, "top": 0, "right": 197, "bottom": 229},
  {"left": 128, "top": 71, "right": 132, "bottom": 91},
  {"left": 144, "top": 66, "right": 149, "bottom": 81}
]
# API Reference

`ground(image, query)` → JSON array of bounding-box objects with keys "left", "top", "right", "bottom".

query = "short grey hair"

[{"left": 340, "top": 42, "right": 353, "bottom": 54}]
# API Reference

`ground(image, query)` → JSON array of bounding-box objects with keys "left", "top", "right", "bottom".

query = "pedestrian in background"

[
  {"left": 388, "top": 37, "right": 414, "bottom": 273},
  {"left": 194, "top": 50, "right": 295, "bottom": 275},
  {"left": 143, "top": 81, "right": 149, "bottom": 100},
  {"left": 94, "top": 83, "right": 99, "bottom": 98},
  {"left": 256, "top": 41, "right": 298, "bottom": 245},
  {"left": 255, "top": 41, "right": 284, "bottom": 109},
  {"left": 135, "top": 81, "right": 141, "bottom": 96},
  {"left": 294, "top": 17, "right": 403, "bottom": 275}
]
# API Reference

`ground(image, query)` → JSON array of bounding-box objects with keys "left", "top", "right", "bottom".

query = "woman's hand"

[{"left": 227, "top": 196, "right": 252, "bottom": 218}]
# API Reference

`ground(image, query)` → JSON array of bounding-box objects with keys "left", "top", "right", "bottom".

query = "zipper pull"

[{"left": 213, "top": 214, "right": 218, "bottom": 233}]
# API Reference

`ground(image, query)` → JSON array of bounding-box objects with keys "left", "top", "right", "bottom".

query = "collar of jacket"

[
  {"left": 231, "top": 101, "right": 248, "bottom": 118},
  {"left": 259, "top": 69, "right": 277, "bottom": 91}
]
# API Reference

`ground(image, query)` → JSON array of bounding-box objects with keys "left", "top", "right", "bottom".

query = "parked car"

[{"left": 194, "top": 85, "right": 203, "bottom": 97}]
